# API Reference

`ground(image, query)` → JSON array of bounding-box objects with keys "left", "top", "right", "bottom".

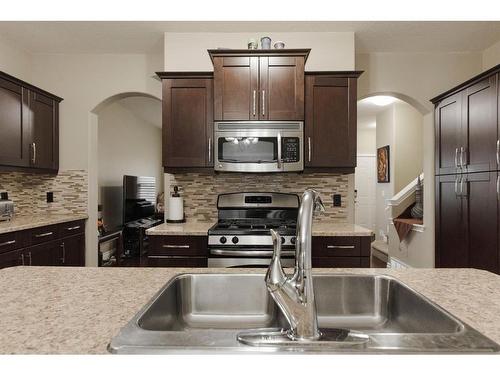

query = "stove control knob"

[
  {"left": 281, "top": 237, "right": 286, "bottom": 245},
  {"left": 290, "top": 237, "right": 296, "bottom": 245},
  {"left": 219, "top": 236, "right": 227, "bottom": 244},
  {"left": 232, "top": 236, "right": 239, "bottom": 244}
]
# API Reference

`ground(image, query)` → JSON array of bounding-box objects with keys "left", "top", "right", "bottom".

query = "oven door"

[
  {"left": 208, "top": 248, "right": 295, "bottom": 268},
  {"left": 208, "top": 258, "right": 295, "bottom": 268},
  {"left": 214, "top": 121, "right": 303, "bottom": 173}
]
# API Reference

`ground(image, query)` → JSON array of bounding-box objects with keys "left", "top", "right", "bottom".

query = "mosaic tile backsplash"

[
  {"left": 166, "top": 172, "right": 351, "bottom": 223},
  {"left": 0, "top": 170, "right": 88, "bottom": 216}
]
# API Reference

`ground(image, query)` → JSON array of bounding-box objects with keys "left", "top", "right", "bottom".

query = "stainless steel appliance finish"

[
  {"left": 214, "top": 121, "right": 303, "bottom": 173},
  {"left": 108, "top": 273, "right": 500, "bottom": 353},
  {"left": 208, "top": 192, "right": 299, "bottom": 268},
  {"left": 251, "top": 189, "right": 325, "bottom": 342},
  {"left": 0, "top": 197, "right": 14, "bottom": 221}
]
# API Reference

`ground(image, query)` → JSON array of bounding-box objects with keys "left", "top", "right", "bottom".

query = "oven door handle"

[{"left": 210, "top": 249, "right": 295, "bottom": 257}]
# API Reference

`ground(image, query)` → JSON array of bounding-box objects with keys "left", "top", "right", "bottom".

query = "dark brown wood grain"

[
  {"left": 305, "top": 73, "right": 358, "bottom": 169},
  {"left": 162, "top": 77, "right": 213, "bottom": 168}
]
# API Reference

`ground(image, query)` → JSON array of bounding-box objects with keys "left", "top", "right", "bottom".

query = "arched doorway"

[
  {"left": 355, "top": 93, "right": 425, "bottom": 241},
  {"left": 86, "top": 92, "right": 161, "bottom": 266}
]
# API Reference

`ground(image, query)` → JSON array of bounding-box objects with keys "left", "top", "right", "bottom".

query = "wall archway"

[
  {"left": 358, "top": 91, "right": 430, "bottom": 116},
  {"left": 86, "top": 91, "right": 162, "bottom": 266}
]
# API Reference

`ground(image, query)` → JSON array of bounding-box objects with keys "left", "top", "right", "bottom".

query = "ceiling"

[
  {"left": 357, "top": 97, "right": 404, "bottom": 130},
  {"left": 0, "top": 21, "right": 499, "bottom": 54}
]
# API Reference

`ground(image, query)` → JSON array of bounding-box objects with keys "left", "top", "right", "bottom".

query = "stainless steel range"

[{"left": 208, "top": 192, "right": 299, "bottom": 268}]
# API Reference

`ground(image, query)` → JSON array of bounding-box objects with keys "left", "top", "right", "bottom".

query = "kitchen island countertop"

[{"left": 0, "top": 266, "right": 499, "bottom": 354}]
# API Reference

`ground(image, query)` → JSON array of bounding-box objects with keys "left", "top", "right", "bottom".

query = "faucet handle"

[{"left": 266, "top": 229, "right": 286, "bottom": 291}]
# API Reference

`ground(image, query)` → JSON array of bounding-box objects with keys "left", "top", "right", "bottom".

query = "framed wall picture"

[{"left": 377, "top": 145, "right": 390, "bottom": 183}]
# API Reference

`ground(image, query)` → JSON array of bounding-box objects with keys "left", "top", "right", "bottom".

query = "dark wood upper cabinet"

[
  {"left": 210, "top": 49, "right": 309, "bottom": 122},
  {"left": 433, "top": 65, "right": 499, "bottom": 176},
  {"left": 0, "top": 77, "right": 30, "bottom": 168},
  {"left": 0, "top": 71, "right": 62, "bottom": 173},
  {"left": 159, "top": 72, "right": 214, "bottom": 170},
  {"left": 30, "top": 91, "right": 59, "bottom": 170},
  {"left": 213, "top": 56, "right": 258, "bottom": 121},
  {"left": 304, "top": 72, "right": 361, "bottom": 171}
]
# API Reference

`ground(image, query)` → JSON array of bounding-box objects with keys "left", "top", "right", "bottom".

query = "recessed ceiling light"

[{"left": 366, "top": 96, "right": 397, "bottom": 106}]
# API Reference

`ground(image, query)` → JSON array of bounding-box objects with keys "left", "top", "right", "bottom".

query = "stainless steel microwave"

[{"left": 214, "top": 121, "right": 303, "bottom": 173}]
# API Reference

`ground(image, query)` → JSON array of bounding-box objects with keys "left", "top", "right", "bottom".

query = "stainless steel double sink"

[{"left": 108, "top": 273, "right": 500, "bottom": 353}]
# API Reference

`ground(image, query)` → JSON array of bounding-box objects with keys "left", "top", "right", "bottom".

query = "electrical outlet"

[
  {"left": 46, "top": 192, "right": 54, "bottom": 203},
  {"left": 333, "top": 194, "right": 342, "bottom": 207}
]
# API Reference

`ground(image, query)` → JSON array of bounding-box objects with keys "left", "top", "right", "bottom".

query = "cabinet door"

[
  {"left": 305, "top": 75, "right": 357, "bottom": 168},
  {"left": 61, "top": 234, "right": 85, "bottom": 266},
  {"left": 462, "top": 75, "right": 498, "bottom": 174},
  {"left": 435, "top": 92, "right": 463, "bottom": 176},
  {"left": 25, "top": 240, "right": 62, "bottom": 266},
  {"left": 163, "top": 78, "right": 213, "bottom": 168},
  {"left": 259, "top": 56, "right": 304, "bottom": 120},
  {"left": 30, "top": 91, "right": 58, "bottom": 170},
  {"left": 0, "top": 77, "right": 31, "bottom": 167},
  {"left": 213, "top": 56, "right": 259, "bottom": 121},
  {"left": 0, "top": 249, "right": 24, "bottom": 269},
  {"left": 435, "top": 174, "right": 468, "bottom": 268},
  {"left": 464, "top": 172, "right": 498, "bottom": 273}
]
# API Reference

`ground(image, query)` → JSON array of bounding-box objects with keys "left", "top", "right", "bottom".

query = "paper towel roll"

[{"left": 168, "top": 196, "right": 184, "bottom": 221}]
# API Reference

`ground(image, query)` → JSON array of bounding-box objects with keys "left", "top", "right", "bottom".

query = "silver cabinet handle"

[
  {"left": 60, "top": 242, "right": 66, "bottom": 264},
  {"left": 35, "top": 231, "right": 53, "bottom": 238},
  {"left": 277, "top": 132, "right": 282, "bottom": 169},
  {"left": 66, "top": 226, "right": 81, "bottom": 231},
  {"left": 252, "top": 90, "right": 256, "bottom": 116},
  {"left": 454, "top": 176, "right": 459, "bottom": 196},
  {"left": 208, "top": 137, "right": 212, "bottom": 163},
  {"left": 27, "top": 251, "right": 32, "bottom": 266},
  {"left": 210, "top": 249, "right": 295, "bottom": 257},
  {"left": 326, "top": 245, "right": 355, "bottom": 249},
  {"left": 460, "top": 147, "right": 465, "bottom": 168},
  {"left": 455, "top": 147, "right": 459, "bottom": 168},
  {"left": 0, "top": 240, "right": 16, "bottom": 247},
  {"left": 261, "top": 90, "right": 265, "bottom": 116},
  {"left": 497, "top": 175, "right": 500, "bottom": 201},
  {"left": 162, "top": 244, "right": 190, "bottom": 248},
  {"left": 308, "top": 137, "right": 312, "bottom": 162},
  {"left": 31, "top": 142, "right": 36, "bottom": 165},
  {"left": 460, "top": 176, "right": 466, "bottom": 197},
  {"left": 20, "top": 253, "right": 25, "bottom": 266},
  {"left": 497, "top": 140, "right": 499, "bottom": 166}
]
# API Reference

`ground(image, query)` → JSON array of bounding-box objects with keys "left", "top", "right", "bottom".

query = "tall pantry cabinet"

[{"left": 433, "top": 64, "right": 500, "bottom": 274}]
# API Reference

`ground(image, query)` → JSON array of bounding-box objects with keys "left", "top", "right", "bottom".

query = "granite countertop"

[
  {"left": 0, "top": 266, "right": 500, "bottom": 354},
  {"left": 0, "top": 213, "right": 88, "bottom": 234},
  {"left": 146, "top": 221, "right": 214, "bottom": 236},
  {"left": 147, "top": 221, "right": 373, "bottom": 237}
]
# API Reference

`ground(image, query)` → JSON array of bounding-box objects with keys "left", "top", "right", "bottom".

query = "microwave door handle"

[{"left": 277, "top": 132, "right": 282, "bottom": 169}]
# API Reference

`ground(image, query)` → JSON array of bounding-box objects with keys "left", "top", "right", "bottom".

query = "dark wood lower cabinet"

[
  {"left": 436, "top": 172, "right": 500, "bottom": 274},
  {"left": 0, "top": 220, "right": 86, "bottom": 269},
  {"left": 148, "top": 235, "right": 208, "bottom": 267},
  {"left": 312, "top": 236, "right": 372, "bottom": 268}
]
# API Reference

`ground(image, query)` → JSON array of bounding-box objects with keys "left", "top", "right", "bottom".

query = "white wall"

[
  {"left": 356, "top": 52, "right": 483, "bottom": 113},
  {"left": 483, "top": 40, "right": 500, "bottom": 71},
  {"left": 393, "top": 102, "right": 423, "bottom": 193},
  {"left": 357, "top": 128, "right": 376, "bottom": 155},
  {"left": 375, "top": 107, "right": 394, "bottom": 241},
  {"left": 0, "top": 34, "right": 32, "bottom": 81},
  {"left": 164, "top": 32, "right": 355, "bottom": 71}
]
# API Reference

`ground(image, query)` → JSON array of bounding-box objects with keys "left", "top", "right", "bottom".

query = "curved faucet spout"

[{"left": 265, "top": 189, "right": 325, "bottom": 341}]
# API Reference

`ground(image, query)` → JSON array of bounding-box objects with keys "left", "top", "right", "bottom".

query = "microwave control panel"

[{"left": 281, "top": 137, "right": 300, "bottom": 163}]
